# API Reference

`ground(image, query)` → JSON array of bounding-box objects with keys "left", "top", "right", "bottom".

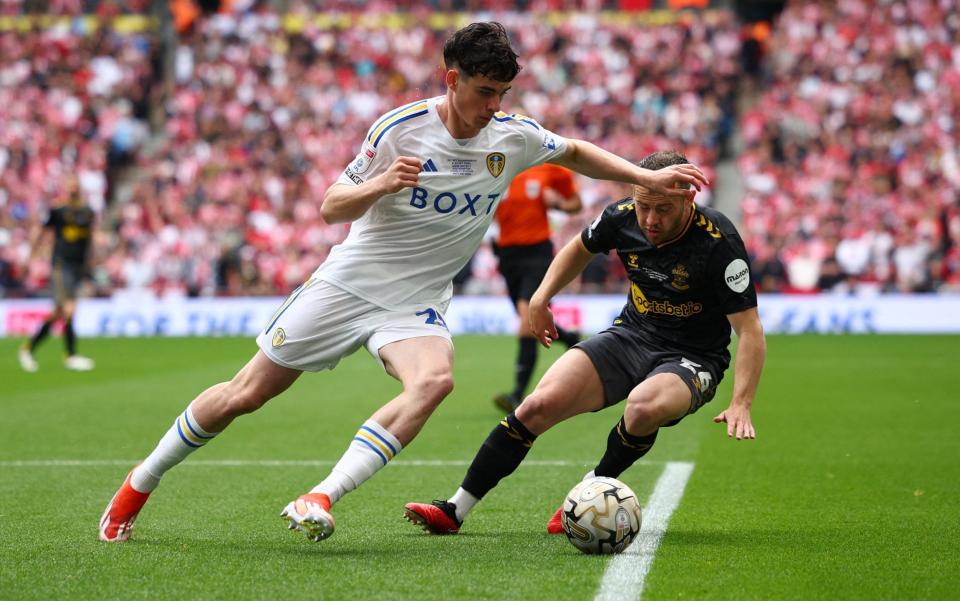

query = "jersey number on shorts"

[{"left": 416, "top": 308, "right": 448, "bottom": 330}]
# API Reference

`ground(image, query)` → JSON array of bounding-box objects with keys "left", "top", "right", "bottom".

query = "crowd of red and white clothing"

[
  {"left": 739, "top": 0, "right": 960, "bottom": 293},
  {"left": 3, "top": 0, "right": 956, "bottom": 298},
  {"left": 0, "top": 12, "right": 157, "bottom": 295},
  {"left": 3, "top": 5, "right": 738, "bottom": 296}
]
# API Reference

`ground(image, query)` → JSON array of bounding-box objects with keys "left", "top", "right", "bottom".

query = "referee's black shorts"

[
  {"left": 575, "top": 323, "right": 729, "bottom": 426},
  {"left": 495, "top": 240, "right": 554, "bottom": 306}
]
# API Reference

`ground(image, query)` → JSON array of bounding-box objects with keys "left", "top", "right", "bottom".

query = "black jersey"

[
  {"left": 580, "top": 198, "right": 757, "bottom": 357},
  {"left": 45, "top": 204, "right": 94, "bottom": 265}
]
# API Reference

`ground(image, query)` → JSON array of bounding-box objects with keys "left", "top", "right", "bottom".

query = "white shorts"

[{"left": 255, "top": 278, "right": 453, "bottom": 372}]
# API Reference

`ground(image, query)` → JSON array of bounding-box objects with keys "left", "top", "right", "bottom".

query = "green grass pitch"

[{"left": 1, "top": 334, "right": 958, "bottom": 600}]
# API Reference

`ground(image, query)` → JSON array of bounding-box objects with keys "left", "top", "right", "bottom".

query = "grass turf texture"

[{"left": 1, "top": 335, "right": 958, "bottom": 600}]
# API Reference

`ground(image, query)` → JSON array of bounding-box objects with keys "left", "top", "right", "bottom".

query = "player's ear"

[{"left": 445, "top": 69, "right": 459, "bottom": 90}]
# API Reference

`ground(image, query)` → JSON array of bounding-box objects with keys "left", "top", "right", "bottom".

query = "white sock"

[
  {"left": 311, "top": 420, "right": 402, "bottom": 505},
  {"left": 130, "top": 405, "right": 218, "bottom": 493},
  {"left": 449, "top": 487, "right": 479, "bottom": 522}
]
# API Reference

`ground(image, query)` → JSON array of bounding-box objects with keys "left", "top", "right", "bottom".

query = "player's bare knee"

[
  {"left": 409, "top": 372, "right": 454, "bottom": 407},
  {"left": 623, "top": 399, "right": 662, "bottom": 433},
  {"left": 514, "top": 392, "right": 557, "bottom": 430}
]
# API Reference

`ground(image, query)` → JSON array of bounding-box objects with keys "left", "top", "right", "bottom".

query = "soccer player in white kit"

[{"left": 99, "top": 22, "right": 708, "bottom": 543}]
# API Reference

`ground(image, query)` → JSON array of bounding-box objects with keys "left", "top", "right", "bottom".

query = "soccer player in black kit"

[
  {"left": 404, "top": 150, "right": 766, "bottom": 534},
  {"left": 18, "top": 181, "right": 96, "bottom": 372}
]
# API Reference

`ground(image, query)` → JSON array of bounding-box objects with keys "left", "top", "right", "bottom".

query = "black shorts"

[
  {"left": 50, "top": 261, "right": 84, "bottom": 302},
  {"left": 575, "top": 324, "right": 728, "bottom": 426},
  {"left": 495, "top": 240, "right": 554, "bottom": 306}
]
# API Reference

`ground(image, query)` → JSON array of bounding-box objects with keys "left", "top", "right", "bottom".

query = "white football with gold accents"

[{"left": 561, "top": 476, "right": 642, "bottom": 555}]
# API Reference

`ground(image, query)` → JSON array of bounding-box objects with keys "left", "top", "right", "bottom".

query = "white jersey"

[{"left": 315, "top": 96, "right": 568, "bottom": 310}]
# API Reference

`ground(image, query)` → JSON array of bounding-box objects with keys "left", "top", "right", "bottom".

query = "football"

[{"left": 561, "top": 476, "right": 643, "bottom": 555}]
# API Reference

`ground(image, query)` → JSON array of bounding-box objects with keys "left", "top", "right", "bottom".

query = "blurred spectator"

[{"left": 750, "top": 243, "right": 787, "bottom": 293}]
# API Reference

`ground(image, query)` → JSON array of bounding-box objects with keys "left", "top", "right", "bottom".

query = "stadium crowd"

[
  {"left": 0, "top": 16, "right": 158, "bottom": 296},
  {"left": 3, "top": 0, "right": 957, "bottom": 298},
  {"left": 3, "top": 6, "right": 740, "bottom": 297},
  {"left": 738, "top": 0, "right": 960, "bottom": 293}
]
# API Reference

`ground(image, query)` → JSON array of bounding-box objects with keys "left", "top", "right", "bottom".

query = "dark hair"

[
  {"left": 443, "top": 22, "right": 521, "bottom": 82},
  {"left": 637, "top": 150, "right": 689, "bottom": 171}
]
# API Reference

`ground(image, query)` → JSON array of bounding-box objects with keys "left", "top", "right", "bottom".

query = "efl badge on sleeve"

[
  {"left": 351, "top": 143, "right": 377, "bottom": 174},
  {"left": 486, "top": 152, "right": 505, "bottom": 177}
]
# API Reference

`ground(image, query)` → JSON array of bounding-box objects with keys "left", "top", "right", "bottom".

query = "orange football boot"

[{"left": 99, "top": 469, "right": 151, "bottom": 542}]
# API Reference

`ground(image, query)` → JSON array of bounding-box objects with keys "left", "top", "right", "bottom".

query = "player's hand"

[
  {"left": 542, "top": 187, "right": 562, "bottom": 209},
  {"left": 528, "top": 300, "right": 558, "bottom": 348},
  {"left": 713, "top": 404, "right": 756, "bottom": 440},
  {"left": 641, "top": 164, "right": 709, "bottom": 200},
  {"left": 378, "top": 156, "right": 423, "bottom": 194}
]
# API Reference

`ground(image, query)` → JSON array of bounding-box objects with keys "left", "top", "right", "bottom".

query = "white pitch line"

[
  {"left": 0, "top": 458, "right": 668, "bottom": 468},
  {"left": 595, "top": 461, "right": 695, "bottom": 601}
]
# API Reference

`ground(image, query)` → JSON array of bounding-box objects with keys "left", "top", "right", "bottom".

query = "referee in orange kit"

[{"left": 493, "top": 162, "right": 582, "bottom": 411}]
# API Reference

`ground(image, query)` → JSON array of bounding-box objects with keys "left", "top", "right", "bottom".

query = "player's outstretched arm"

[
  {"left": 528, "top": 236, "right": 594, "bottom": 348},
  {"left": 551, "top": 139, "right": 708, "bottom": 200},
  {"left": 321, "top": 156, "right": 423, "bottom": 224},
  {"left": 713, "top": 307, "right": 766, "bottom": 440}
]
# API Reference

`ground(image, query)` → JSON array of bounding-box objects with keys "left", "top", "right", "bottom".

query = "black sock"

[
  {"left": 556, "top": 326, "right": 581, "bottom": 348},
  {"left": 512, "top": 337, "right": 538, "bottom": 399},
  {"left": 461, "top": 412, "right": 538, "bottom": 499},
  {"left": 593, "top": 418, "right": 658, "bottom": 479},
  {"left": 28, "top": 319, "right": 54, "bottom": 352},
  {"left": 64, "top": 320, "right": 76, "bottom": 356}
]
